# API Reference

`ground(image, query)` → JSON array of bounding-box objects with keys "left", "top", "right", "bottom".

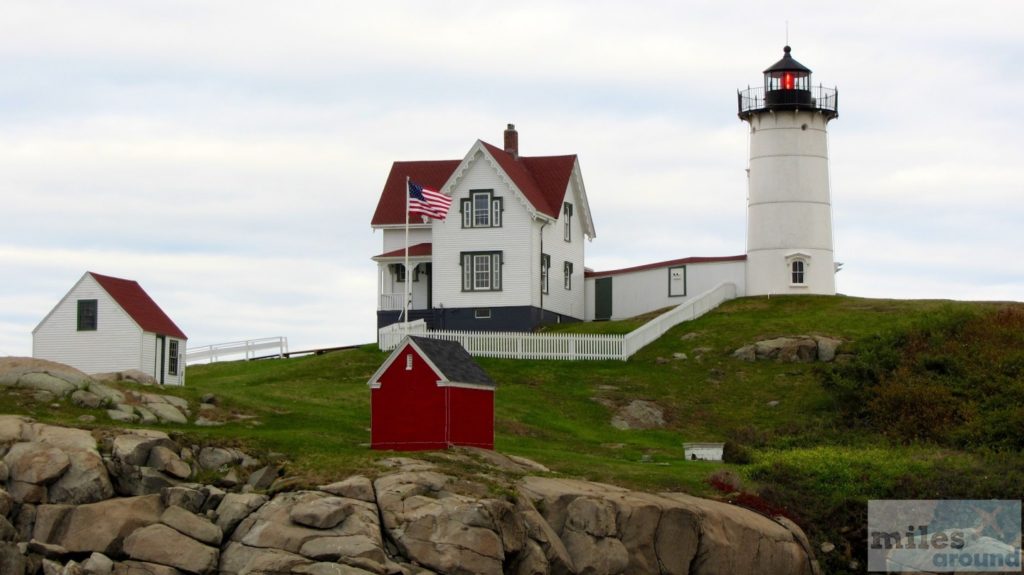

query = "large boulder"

[
  {"left": 160, "top": 505, "right": 223, "bottom": 546},
  {"left": 214, "top": 493, "right": 268, "bottom": 538},
  {"left": 3, "top": 442, "right": 70, "bottom": 486},
  {"left": 519, "top": 476, "right": 816, "bottom": 575},
  {"left": 123, "top": 523, "right": 219, "bottom": 574},
  {"left": 610, "top": 400, "right": 666, "bottom": 430},
  {"left": 318, "top": 476, "right": 374, "bottom": 504},
  {"left": 375, "top": 471, "right": 509, "bottom": 575},
  {"left": 33, "top": 494, "right": 164, "bottom": 555}
]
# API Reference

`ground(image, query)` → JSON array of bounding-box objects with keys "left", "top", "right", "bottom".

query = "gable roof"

[
  {"left": 371, "top": 141, "right": 584, "bottom": 227},
  {"left": 368, "top": 335, "right": 495, "bottom": 388},
  {"left": 89, "top": 272, "right": 188, "bottom": 340}
]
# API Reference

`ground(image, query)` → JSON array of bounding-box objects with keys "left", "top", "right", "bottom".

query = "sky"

[{"left": 2, "top": 0, "right": 1022, "bottom": 357}]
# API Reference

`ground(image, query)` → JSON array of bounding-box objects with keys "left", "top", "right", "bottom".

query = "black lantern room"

[{"left": 738, "top": 46, "right": 838, "bottom": 120}]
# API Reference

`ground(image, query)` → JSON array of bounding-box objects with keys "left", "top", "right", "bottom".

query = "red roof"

[
  {"left": 89, "top": 272, "right": 187, "bottom": 340},
  {"left": 370, "top": 142, "right": 577, "bottom": 226},
  {"left": 373, "top": 243, "right": 432, "bottom": 259},
  {"left": 585, "top": 255, "right": 747, "bottom": 279}
]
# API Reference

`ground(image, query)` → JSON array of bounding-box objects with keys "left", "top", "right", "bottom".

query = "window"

[
  {"left": 540, "top": 254, "right": 551, "bottom": 294},
  {"left": 474, "top": 309, "right": 492, "bottom": 319},
  {"left": 564, "top": 261, "right": 573, "bottom": 290},
  {"left": 77, "top": 299, "right": 97, "bottom": 331},
  {"left": 461, "top": 251, "right": 502, "bottom": 291},
  {"left": 460, "top": 190, "right": 502, "bottom": 228},
  {"left": 791, "top": 260, "right": 806, "bottom": 284},
  {"left": 392, "top": 264, "right": 406, "bottom": 283},
  {"left": 168, "top": 340, "right": 179, "bottom": 376},
  {"left": 563, "top": 202, "right": 573, "bottom": 242},
  {"left": 405, "top": 353, "right": 413, "bottom": 370}
]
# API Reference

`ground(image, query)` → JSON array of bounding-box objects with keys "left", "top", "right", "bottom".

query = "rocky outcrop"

[
  {"left": 0, "top": 417, "right": 818, "bottom": 575},
  {"left": 610, "top": 400, "right": 666, "bottom": 431},
  {"left": 733, "top": 335, "right": 842, "bottom": 363}
]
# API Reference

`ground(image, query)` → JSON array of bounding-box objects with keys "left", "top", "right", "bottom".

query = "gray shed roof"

[{"left": 408, "top": 336, "right": 495, "bottom": 387}]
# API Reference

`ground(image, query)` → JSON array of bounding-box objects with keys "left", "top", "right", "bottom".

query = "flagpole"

[{"left": 403, "top": 176, "right": 410, "bottom": 330}]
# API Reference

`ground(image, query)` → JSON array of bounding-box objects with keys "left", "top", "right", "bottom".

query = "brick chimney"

[{"left": 503, "top": 123, "right": 518, "bottom": 159}]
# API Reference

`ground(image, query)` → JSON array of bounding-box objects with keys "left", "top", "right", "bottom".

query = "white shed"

[
  {"left": 683, "top": 442, "right": 725, "bottom": 462},
  {"left": 33, "top": 272, "right": 188, "bottom": 386}
]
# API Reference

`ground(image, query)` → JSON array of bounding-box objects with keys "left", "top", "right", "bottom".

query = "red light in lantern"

[{"left": 783, "top": 73, "right": 794, "bottom": 90}]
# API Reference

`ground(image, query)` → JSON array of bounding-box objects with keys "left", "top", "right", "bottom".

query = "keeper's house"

[
  {"left": 368, "top": 336, "right": 495, "bottom": 450},
  {"left": 33, "top": 272, "right": 188, "bottom": 386},
  {"left": 371, "top": 124, "right": 596, "bottom": 332}
]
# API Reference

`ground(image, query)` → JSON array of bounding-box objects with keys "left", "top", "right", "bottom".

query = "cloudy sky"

[{"left": 2, "top": 0, "right": 1021, "bottom": 357}]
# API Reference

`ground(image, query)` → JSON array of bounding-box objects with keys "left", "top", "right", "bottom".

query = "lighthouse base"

[{"left": 746, "top": 248, "right": 836, "bottom": 296}]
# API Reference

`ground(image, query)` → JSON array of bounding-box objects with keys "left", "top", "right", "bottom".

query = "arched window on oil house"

[{"left": 791, "top": 260, "right": 806, "bottom": 285}]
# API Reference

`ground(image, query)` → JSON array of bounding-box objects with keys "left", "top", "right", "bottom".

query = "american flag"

[{"left": 408, "top": 180, "right": 452, "bottom": 220}]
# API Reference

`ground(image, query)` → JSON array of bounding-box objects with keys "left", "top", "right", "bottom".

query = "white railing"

[
  {"left": 621, "top": 282, "right": 737, "bottom": 358},
  {"left": 378, "top": 320, "right": 428, "bottom": 350},
  {"left": 379, "top": 293, "right": 406, "bottom": 311},
  {"left": 186, "top": 336, "right": 289, "bottom": 364},
  {"left": 377, "top": 282, "right": 737, "bottom": 361}
]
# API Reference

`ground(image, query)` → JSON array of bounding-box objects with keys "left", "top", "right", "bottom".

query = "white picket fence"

[
  {"left": 186, "top": 336, "right": 289, "bottom": 364},
  {"left": 378, "top": 282, "right": 737, "bottom": 361}
]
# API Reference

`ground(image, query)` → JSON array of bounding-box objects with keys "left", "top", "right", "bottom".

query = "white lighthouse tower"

[{"left": 739, "top": 46, "right": 839, "bottom": 296}]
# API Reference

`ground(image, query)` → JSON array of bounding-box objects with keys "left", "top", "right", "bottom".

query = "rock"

[
  {"left": 120, "top": 370, "right": 157, "bottom": 386},
  {"left": 0, "top": 541, "right": 27, "bottom": 575},
  {"left": 813, "top": 336, "right": 842, "bottom": 362},
  {"left": 161, "top": 485, "right": 207, "bottom": 514},
  {"left": 77, "top": 415, "right": 96, "bottom": 424},
  {"left": 18, "top": 373, "right": 78, "bottom": 397},
  {"left": 610, "top": 400, "right": 665, "bottom": 430},
  {"left": 13, "top": 502, "right": 37, "bottom": 541},
  {"left": 199, "top": 485, "right": 225, "bottom": 515},
  {"left": 86, "top": 383, "right": 125, "bottom": 405},
  {"left": 217, "top": 469, "right": 240, "bottom": 489},
  {"left": 5, "top": 442, "right": 71, "bottom": 490},
  {"left": 111, "top": 560, "right": 183, "bottom": 575},
  {"left": 28, "top": 539, "right": 69, "bottom": 559},
  {"left": 375, "top": 472, "right": 504, "bottom": 575},
  {"left": 294, "top": 563, "right": 379, "bottom": 575},
  {"left": 200, "top": 394, "right": 217, "bottom": 405},
  {"left": 48, "top": 448, "right": 114, "bottom": 505},
  {"left": 193, "top": 417, "right": 223, "bottom": 427},
  {"left": 8, "top": 481, "right": 46, "bottom": 504},
  {"left": 82, "top": 552, "right": 114, "bottom": 575},
  {"left": 108, "top": 462, "right": 181, "bottom": 497},
  {"left": 820, "top": 541, "right": 835, "bottom": 553},
  {"left": 299, "top": 536, "right": 387, "bottom": 572},
  {"left": 70, "top": 391, "right": 103, "bottom": 409},
  {"left": 0, "top": 488, "right": 12, "bottom": 517},
  {"left": 290, "top": 496, "right": 350, "bottom": 529},
  {"left": 655, "top": 357, "right": 670, "bottom": 365},
  {"left": 197, "top": 447, "right": 235, "bottom": 471},
  {"left": 160, "top": 395, "right": 189, "bottom": 415},
  {"left": 145, "top": 403, "right": 187, "bottom": 425},
  {"left": 219, "top": 542, "right": 312, "bottom": 575},
  {"left": 134, "top": 407, "right": 158, "bottom": 426},
  {"left": 33, "top": 494, "right": 163, "bottom": 555},
  {"left": 123, "top": 523, "right": 219, "bottom": 574},
  {"left": 106, "top": 410, "right": 139, "bottom": 424},
  {"left": 0, "top": 461, "right": 8, "bottom": 482},
  {"left": 732, "top": 344, "right": 756, "bottom": 362},
  {"left": 147, "top": 446, "right": 191, "bottom": 480},
  {"left": 246, "top": 465, "right": 281, "bottom": 491},
  {"left": 160, "top": 505, "right": 223, "bottom": 546},
  {"left": 0, "top": 515, "right": 15, "bottom": 541},
  {"left": 318, "top": 476, "right": 375, "bottom": 503},
  {"left": 672, "top": 352, "right": 688, "bottom": 360},
  {"left": 767, "top": 400, "right": 780, "bottom": 408},
  {"left": 112, "top": 431, "right": 175, "bottom": 467},
  {"left": 214, "top": 493, "right": 267, "bottom": 537}
]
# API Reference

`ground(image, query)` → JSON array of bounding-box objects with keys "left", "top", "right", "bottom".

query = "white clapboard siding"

[
  {"left": 381, "top": 227, "right": 432, "bottom": 252},
  {"left": 33, "top": 274, "right": 145, "bottom": 375},
  {"left": 534, "top": 169, "right": 586, "bottom": 320},
  {"left": 433, "top": 153, "right": 535, "bottom": 308}
]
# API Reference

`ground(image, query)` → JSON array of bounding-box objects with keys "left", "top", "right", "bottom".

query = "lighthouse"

[{"left": 739, "top": 46, "right": 838, "bottom": 296}]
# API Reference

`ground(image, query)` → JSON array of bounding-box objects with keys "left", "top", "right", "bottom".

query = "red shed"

[{"left": 368, "top": 336, "right": 495, "bottom": 451}]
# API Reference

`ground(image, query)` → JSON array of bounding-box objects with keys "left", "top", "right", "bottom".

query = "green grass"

[{"left": 6, "top": 294, "right": 1023, "bottom": 573}]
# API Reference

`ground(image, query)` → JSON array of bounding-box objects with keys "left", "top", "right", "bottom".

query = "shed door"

[
  {"left": 595, "top": 277, "right": 613, "bottom": 321},
  {"left": 156, "top": 335, "right": 166, "bottom": 385}
]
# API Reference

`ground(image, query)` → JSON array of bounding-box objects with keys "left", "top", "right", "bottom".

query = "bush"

[{"left": 721, "top": 441, "right": 753, "bottom": 464}]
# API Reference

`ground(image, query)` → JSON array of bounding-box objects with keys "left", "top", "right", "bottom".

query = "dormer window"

[{"left": 461, "top": 190, "right": 502, "bottom": 228}]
